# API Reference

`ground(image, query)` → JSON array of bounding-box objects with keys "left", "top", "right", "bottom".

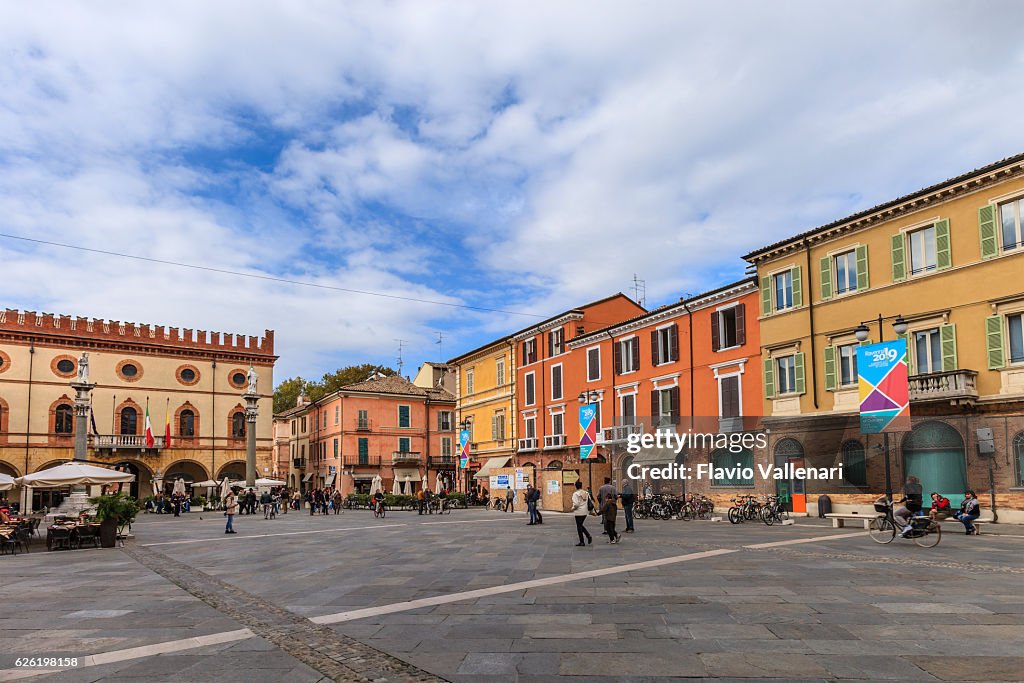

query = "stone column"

[
  {"left": 71, "top": 381, "right": 94, "bottom": 462},
  {"left": 243, "top": 389, "right": 259, "bottom": 487}
]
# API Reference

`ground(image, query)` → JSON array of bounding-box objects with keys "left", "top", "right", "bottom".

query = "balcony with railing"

[
  {"left": 391, "top": 450, "right": 422, "bottom": 464},
  {"left": 909, "top": 369, "right": 979, "bottom": 404},
  {"left": 355, "top": 418, "right": 372, "bottom": 431},
  {"left": 293, "top": 457, "right": 306, "bottom": 468},
  {"left": 341, "top": 454, "right": 381, "bottom": 467},
  {"left": 427, "top": 455, "right": 457, "bottom": 468},
  {"left": 543, "top": 434, "right": 566, "bottom": 449},
  {"left": 93, "top": 434, "right": 165, "bottom": 450},
  {"left": 602, "top": 422, "right": 643, "bottom": 443},
  {"left": 518, "top": 437, "right": 538, "bottom": 451}
]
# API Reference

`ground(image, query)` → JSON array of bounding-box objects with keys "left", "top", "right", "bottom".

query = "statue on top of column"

[
  {"left": 246, "top": 365, "right": 258, "bottom": 394},
  {"left": 76, "top": 352, "right": 90, "bottom": 384}
]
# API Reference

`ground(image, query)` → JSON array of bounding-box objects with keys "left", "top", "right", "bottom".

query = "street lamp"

[
  {"left": 578, "top": 390, "right": 600, "bottom": 491},
  {"left": 854, "top": 313, "right": 909, "bottom": 501}
]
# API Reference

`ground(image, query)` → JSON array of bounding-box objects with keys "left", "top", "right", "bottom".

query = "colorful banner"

[
  {"left": 858, "top": 339, "right": 911, "bottom": 434},
  {"left": 579, "top": 404, "right": 597, "bottom": 460},
  {"left": 459, "top": 429, "right": 470, "bottom": 469}
]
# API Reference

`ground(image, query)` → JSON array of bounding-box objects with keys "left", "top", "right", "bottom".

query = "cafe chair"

[
  {"left": 49, "top": 527, "right": 72, "bottom": 551},
  {"left": 76, "top": 524, "right": 99, "bottom": 549}
]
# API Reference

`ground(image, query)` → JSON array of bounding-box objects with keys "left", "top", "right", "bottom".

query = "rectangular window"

[
  {"left": 334, "top": 406, "right": 339, "bottom": 425},
  {"left": 654, "top": 326, "right": 678, "bottom": 364},
  {"left": 587, "top": 347, "right": 601, "bottom": 381},
  {"left": 495, "top": 357, "right": 505, "bottom": 386},
  {"left": 838, "top": 343, "right": 858, "bottom": 387},
  {"left": 437, "top": 410, "right": 453, "bottom": 431},
  {"left": 551, "top": 364, "right": 563, "bottom": 400},
  {"left": 914, "top": 328, "right": 942, "bottom": 374},
  {"left": 657, "top": 388, "right": 673, "bottom": 426},
  {"left": 777, "top": 356, "right": 797, "bottom": 395},
  {"left": 618, "top": 337, "right": 639, "bottom": 373},
  {"left": 398, "top": 437, "right": 411, "bottom": 453},
  {"left": 774, "top": 270, "right": 793, "bottom": 310},
  {"left": 834, "top": 250, "right": 857, "bottom": 295},
  {"left": 357, "top": 410, "right": 369, "bottom": 430},
  {"left": 301, "top": 417, "right": 306, "bottom": 433},
  {"left": 522, "top": 339, "right": 537, "bottom": 365},
  {"left": 398, "top": 405, "right": 411, "bottom": 428},
  {"left": 1008, "top": 313, "right": 1024, "bottom": 364},
  {"left": 291, "top": 420, "right": 296, "bottom": 435},
  {"left": 358, "top": 438, "right": 369, "bottom": 464},
  {"left": 620, "top": 393, "right": 636, "bottom": 424},
  {"left": 720, "top": 375, "right": 740, "bottom": 418},
  {"left": 465, "top": 367, "right": 475, "bottom": 394},
  {"left": 492, "top": 411, "right": 506, "bottom": 440},
  {"left": 441, "top": 437, "right": 452, "bottom": 457},
  {"left": 322, "top": 410, "right": 327, "bottom": 429},
  {"left": 524, "top": 372, "right": 535, "bottom": 406},
  {"left": 333, "top": 438, "right": 338, "bottom": 459},
  {"left": 551, "top": 412, "right": 564, "bottom": 436},
  {"left": 711, "top": 450, "right": 754, "bottom": 487},
  {"left": 908, "top": 225, "right": 937, "bottom": 275},
  {"left": 548, "top": 328, "right": 565, "bottom": 356},
  {"left": 715, "top": 309, "right": 738, "bottom": 350},
  {"left": 524, "top": 416, "right": 536, "bottom": 439},
  {"left": 1000, "top": 198, "right": 1024, "bottom": 251}
]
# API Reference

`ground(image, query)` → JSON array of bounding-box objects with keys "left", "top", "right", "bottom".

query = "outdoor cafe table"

[{"left": 46, "top": 521, "right": 97, "bottom": 551}]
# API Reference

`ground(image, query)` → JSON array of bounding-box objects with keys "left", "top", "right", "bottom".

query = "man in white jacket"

[{"left": 571, "top": 480, "right": 593, "bottom": 547}]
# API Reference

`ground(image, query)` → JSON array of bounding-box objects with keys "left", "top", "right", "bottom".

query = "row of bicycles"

[
  {"left": 633, "top": 494, "right": 715, "bottom": 521},
  {"left": 727, "top": 494, "right": 789, "bottom": 526}
]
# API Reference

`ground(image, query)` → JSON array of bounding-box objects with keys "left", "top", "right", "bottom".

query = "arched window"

[
  {"left": 180, "top": 410, "right": 195, "bottom": 438},
  {"left": 55, "top": 404, "right": 74, "bottom": 434},
  {"left": 1014, "top": 432, "right": 1024, "bottom": 488},
  {"left": 546, "top": 460, "right": 563, "bottom": 470},
  {"left": 841, "top": 440, "right": 866, "bottom": 486},
  {"left": 120, "top": 407, "right": 138, "bottom": 435},
  {"left": 232, "top": 412, "right": 246, "bottom": 438},
  {"left": 774, "top": 437, "right": 804, "bottom": 459}
]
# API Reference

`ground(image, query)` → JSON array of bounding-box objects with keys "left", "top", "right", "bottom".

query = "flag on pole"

[
  {"left": 165, "top": 398, "right": 172, "bottom": 448},
  {"left": 89, "top": 398, "right": 99, "bottom": 435},
  {"left": 144, "top": 400, "right": 155, "bottom": 448}
]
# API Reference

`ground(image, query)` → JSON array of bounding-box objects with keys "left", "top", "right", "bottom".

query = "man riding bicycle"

[
  {"left": 372, "top": 490, "right": 386, "bottom": 516},
  {"left": 894, "top": 475, "right": 923, "bottom": 537}
]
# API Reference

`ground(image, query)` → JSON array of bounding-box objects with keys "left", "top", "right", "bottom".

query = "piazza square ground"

[{"left": 1, "top": 507, "right": 1023, "bottom": 683}]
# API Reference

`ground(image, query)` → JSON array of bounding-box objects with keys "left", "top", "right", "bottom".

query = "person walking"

[
  {"left": 601, "top": 493, "right": 620, "bottom": 544},
  {"left": 224, "top": 491, "right": 238, "bottom": 534},
  {"left": 571, "top": 480, "right": 593, "bottom": 547},
  {"left": 417, "top": 487, "right": 427, "bottom": 515},
  {"left": 332, "top": 490, "right": 343, "bottom": 514},
  {"left": 260, "top": 489, "right": 272, "bottom": 519},
  {"left": 504, "top": 486, "right": 515, "bottom": 512},
  {"left": 620, "top": 482, "right": 636, "bottom": 533},
  {"left": 526, "top": 485, "right": 538, "bottom": 525},
  {"left": 597, "top": 477, "right": 616, "bottom": 508}
]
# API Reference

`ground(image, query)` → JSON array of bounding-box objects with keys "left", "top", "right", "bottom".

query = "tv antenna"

[
  {"left": 394, "top": 339, "right": 407, "bottom": 375},
  {"left": 435, "top": 332, "right": 445, "bottom": 362},
  {"left": 632, "top": 274, "right": 646, "bottom": 309}
]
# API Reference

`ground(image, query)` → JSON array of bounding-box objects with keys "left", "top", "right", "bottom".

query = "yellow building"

[
  {"left": 0, "top": 309, "right": 277, "bottom": 511},
  {"left": 745, "top": 153, "right": 1024, "bottom": 521},
  {"left": 447, "top": 336, "right": 516, "bottom": 488}
]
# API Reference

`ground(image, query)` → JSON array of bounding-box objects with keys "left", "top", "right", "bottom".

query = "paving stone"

[{"left": 907, "top": 656, "right": 1024, "bottom": 682}]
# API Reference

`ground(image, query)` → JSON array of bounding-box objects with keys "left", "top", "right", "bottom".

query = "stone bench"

[
  {"left": 825, "top": 513, "right": 880, "bottom": 529},
  {"left": 941, "top": 517, "right": 994, "bottom": 535}
]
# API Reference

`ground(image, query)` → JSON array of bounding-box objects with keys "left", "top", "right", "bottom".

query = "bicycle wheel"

[
  {"left": 727, "top": 507, "right": 742, "bottom": 524},
  {"left": 913, "top": 522, "right": 941, "bottom": 548},
  {"left": 443, "top": 502, "right": 452, "bottom": 515},
  {"left": 761, "top": 506, "right": 775, "bottom": 526},
  {"left": 868, "top": 516, "right": 895, "bottom": 544}
]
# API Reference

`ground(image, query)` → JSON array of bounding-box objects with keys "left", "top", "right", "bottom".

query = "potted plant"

[{"left": 88, "top": 492, "right": 141, "bottom": 548}]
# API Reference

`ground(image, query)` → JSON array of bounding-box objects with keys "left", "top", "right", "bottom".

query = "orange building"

[
  {"left": 562, "top": 279, "right": 763, "bottom": 500},
  {"left": 282, "top": 372, "right": 456, "bottom": 496}
]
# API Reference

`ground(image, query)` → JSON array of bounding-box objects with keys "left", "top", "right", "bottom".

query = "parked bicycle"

[
  {"left": 428, "top": 497, "right": 453, "bottom": 515},
  {"left": 759, "top": 495, "right": 788, "bottom": 526},
  {"left": 869, "top": 498, "right": 940, "bottom": 547},
  {"left": 727, "top": 495, "right": 762, "bottom": 524}
]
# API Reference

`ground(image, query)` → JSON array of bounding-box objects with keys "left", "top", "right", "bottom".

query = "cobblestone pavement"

[{"left": 1, "top": 507, "right": 1023, "bottom": 682}]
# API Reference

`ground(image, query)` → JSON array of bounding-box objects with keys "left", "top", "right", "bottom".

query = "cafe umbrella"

[
  {"left": 16, "top": 462, "right": 135, "bottom": 488},
  {"left": 0, "top": 473, "right": 14, "bottom": 491}
]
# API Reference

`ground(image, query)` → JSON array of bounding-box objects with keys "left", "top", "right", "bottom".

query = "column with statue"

[
  {"left": 61, "top": 352, "right": 97, "bottom": 514},
  {"left": 243, "top": 366, "right": 259, "bottom": 487}
]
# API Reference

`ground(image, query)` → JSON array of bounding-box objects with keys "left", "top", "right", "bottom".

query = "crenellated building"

[{"left": 0, "top": 309, "right": 276, "bottom": 510}]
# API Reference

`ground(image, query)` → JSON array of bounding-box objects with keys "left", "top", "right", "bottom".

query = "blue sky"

[{"left": 2, "top": 1, "right": 1024, "bottom": 384}]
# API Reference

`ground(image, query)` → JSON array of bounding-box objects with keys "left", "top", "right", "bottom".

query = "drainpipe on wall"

[
  {"left": 804, "top": 239, "right": 819, "bottom": 410},
  {"left": 680, "top": 300, "right": 695, "bottom": 499}
]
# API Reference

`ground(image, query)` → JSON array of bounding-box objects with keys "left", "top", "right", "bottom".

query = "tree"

[{"left": 273, "top": 365, "right": 396, "bottom": 414}]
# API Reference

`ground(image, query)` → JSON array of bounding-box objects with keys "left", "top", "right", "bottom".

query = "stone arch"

[
  {"left": 174, "top": 401, "right": 201, "bottom": 441},
  {"left": 1014, "top": 431, "right": 1024, "bottom": 488},
  {"left": 217, "top": 460, "right": 246, "bottom": 481},
  {"left": 34, "top": 459, "right": 67, "bottom": 474},
  {"left": 47, "top": 394, "right": 75, "bottom": 445},
  {"left": 0, "top": 460, "right": 21, "bottom": 478},
  {"left": 227, "top": 404, "right": 246, "bottom": 441},
  {"left": 901, "top": 420, "right": 967, "bottom": 505},
  {"left": 112, "top": 460, "right": 153, "bottom": 500},
  {"left": 115, "top": 398, "right": 143, "bottom": 435},
  {"left": 163, "top": 459, "right": 210, "bottom": 495}
]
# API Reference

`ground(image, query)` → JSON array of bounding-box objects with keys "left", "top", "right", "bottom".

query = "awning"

[
  {"left": 352, "top": 473, "right": 376, "bottom": 481},
  {"left": 302, "top": 473, "right": 314, "bottom": 483},
  {"left": 628, "top": 449, "right": 678, "bottom": 467},
  {"left": 324, "top": 473, "right": 336, "bottom": 487},
  {"left": 393, "top": 467, "right": 420, "bottom": 481},
  {"left": 474, "top": 456, "right": 512, "bottom": 479}
]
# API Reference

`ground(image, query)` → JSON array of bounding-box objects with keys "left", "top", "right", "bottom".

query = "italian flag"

[
  {"left": 144, "top": 404, "right": 155, "bottom": 448},
  {"left": 165, "top": 407, "right": 172, "bottom": 448}
]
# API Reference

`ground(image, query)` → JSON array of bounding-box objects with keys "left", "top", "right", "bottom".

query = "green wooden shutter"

[
  {"left": 791, "top": 266, "right": 803, "bottom": 308},
  {"left": 986, "top": 315, "right": 1005, "bottom": 369},
  {"left": 979, "top": 205, "right": 999, "bottom": 259},
  {"left": 819, "top": 256, "right": 832, "bottom": 301},
  {"left": 935, "top": 219, "right": 951, "bottom": 271},
  {"left": 896, "top": 332, "right": 914, "bottom": 375},
  {"left": 763, "top": 358, "right": 776, "bottom": 399},
  {"left": 940, "top": 324, "right": 957, "bottom": 372},
  {"left": 823, "top": 346, "right": 837, "bottom": 391},
  {"left": 891, "top": 233, "right": 906, "bottom": 282},
  {"left": 794, "top": 352, "right": 806, "bottom": 395},
  {"left": 760, "top": 275, "right": 771, "bottom": 315},
  {"left": 855, "top": 244, "right": 869, "bottom": 291}
]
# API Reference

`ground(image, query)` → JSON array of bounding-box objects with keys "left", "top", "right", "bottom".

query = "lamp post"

[
  {"left": 578, "top": 390, "right": 599, "bottom": 491},
  {"left": 854, "top": 314, "right": 909, "bottom": 501}
]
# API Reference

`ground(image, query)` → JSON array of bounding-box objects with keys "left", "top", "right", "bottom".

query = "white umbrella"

[
  {"left": 422, "top": 474, "right": 428, "bottom": 493},
  {"left": 172, "top": 478, "right": 187, "bottom": 496},
  {"left": 369, "top": 475, "right": 382, "bottom": 496},
  {"left": 194, "top": 479, "right": 219, "bottom": 488},
  {"left": 434, "top": 474, "right": 444, "bottom": 495},
  {"left": 391, "top": 477, "right": 401, "bottom": 495},
  {"left": 16, "top": 462, "right": 135, "bottom": 487},
  {"left": 0, "top": 473, "right": 15, "bottom": 491},
  {"left": 254, "top": 478, "right": 286, "bottom": 487}
]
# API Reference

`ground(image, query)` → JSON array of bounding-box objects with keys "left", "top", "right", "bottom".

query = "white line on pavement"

[
  {"left": 141, "top": 523, "right": 408, "bottom": 546},
  {"left": 418, "top": 518, "right": 522, "bottom": 526},
  {"left": 742, "top": 530, "right": 866, "bottom": 549}
]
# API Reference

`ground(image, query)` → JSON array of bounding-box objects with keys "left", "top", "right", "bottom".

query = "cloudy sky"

[{"left": 3, "top": 1, "right": 1023, "bottom": 383}]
